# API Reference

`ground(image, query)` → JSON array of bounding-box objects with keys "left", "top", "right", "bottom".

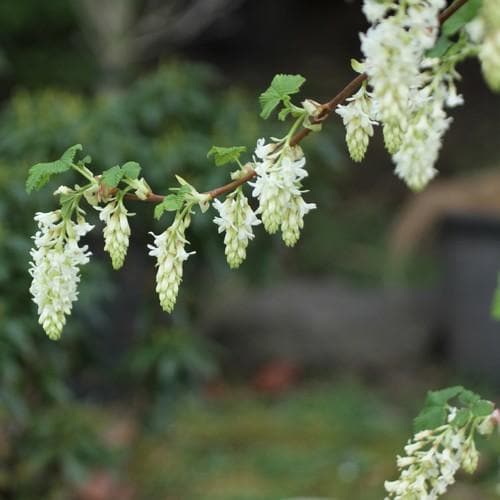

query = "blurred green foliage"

[
  {"left": 0, "top": 61, "right": 271, "bottom": 498},
  {"left": 0, "top": 57, "right": 402, "bottom": 498},
  {"left": 125, "top": 383, "right": 500, "bottom": 499}
]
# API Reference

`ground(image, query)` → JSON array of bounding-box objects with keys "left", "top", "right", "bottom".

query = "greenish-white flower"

[
  {"left": 98, "top": 197, "right": 133, "bottom": 270},
  {"left": 481, "top": 32, "right": 500, "bottom": 92},
  {"left": 281, "top": 194, "right": 316, "bottom": 247},
  {"left": 336, "top": 85, "right": 377, "bottom": 162},
  {"left": 251, "top": 139, "right": 315, "bottom": 245},
  {"left": 148, "top": 211, "right": 194, "bottom": 313},
  {"left": 213, "top": 189, "right": 260, "bottom": 268},
  {"left": 29, "top": 211, "right": 93, "bottom": 340},
  {"left": 385, "top": 407, "right": 494, "bottom": 499}
]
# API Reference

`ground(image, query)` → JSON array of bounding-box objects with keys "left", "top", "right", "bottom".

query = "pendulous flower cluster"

[
  {"left": 471, "top": 0, "right": 500, "bottom": 91},
  {"left": 358, "top": 0, "right": 470, "bottom": 190},
  {"left": 250, "top": 138, "right": 316, "bottom": 246},
  {"left": 213, "top": 189, "right": 260, "bottom": 268},
  {"left": 336, "top": 84, "right": 377, "bottom": 162},
  {"left": 98, "top": 197, "right": 133, "bottom": 270},
  {"left": 29, "top": 211, "right": 93, "bottom": 340},
  {"left": 385, "top": 407, "right": 493, "bottom": 499},
  {"left": 148, "top": 210, "right": 194, "bottom": 313}
]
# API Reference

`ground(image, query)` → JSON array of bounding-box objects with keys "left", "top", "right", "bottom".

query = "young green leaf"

[
  {"left": 459, "top": 389, "right": 481, "bottom": 406},
  {"left": 414, "top": 405, "right": 447, "bottom": 432},
  {"left": 451, "top": 408, "right": 471, "bottom": 427},
  {"left": 442, "top": 0, "right": 483, "bottom": 36},
  {"left": 207, "top": 146, "right": 247, "bottom": 167},
  {"left": 351, "top": 58, "right": 364, "bottom": 74},
  {"left": 425, "top": 386, "right": 464, "bottom": 406},
  {"left": 101, "top": 165, "right": 125, "bottom": 188},
  {"left": 154, "top": 194, "right": 184, "bottom": 220},
  {"left": 471, "top": 399, "right": 494, "bottom": 417},
  {"left": 278, "top": 107, "right": 291, "bottom": 121},
  {"left": 491, "top": 273, "right": 500, "bottom": 320},
  {"left": 426, "top": 35, "right": 455, "bottom": 58},
  {"left": 259, "top": 74, "right": 306, "bottom": 119},
  {"left": 121, "top": 161, "right": 141, "bottom": 180},
  {"left": 26, "top": 144, "right": 83, "bottom": 193}
]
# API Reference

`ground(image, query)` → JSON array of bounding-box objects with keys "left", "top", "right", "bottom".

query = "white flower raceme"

[
  {"left": 362, "top": 0, "right": 392, "bottom": 23},
  {"left": 392, "top": 59, "right": 462, "bottom": 190},
  {"left": 213, "top": 189, "right": 260, "bottom": 268},
  {"left": 361, "top": 0, "right": 446, "bottom": 154},
  {"left": 29, "top": 211, "right": 93, "bottom": 340},
  {"left": 97, "top": 197, "right": 133, "bottom": 270},
  {"left": 385, "top": 408, "right": 492, "bottom": 499},
  {"left": 393, "top": 93, "right": 451, "bottom": 190},
  {"left": 148, "top": 211, "right": 194, "bottom": 313},
  {"left": 336, "top": 85, "right": 377, "bottom": 162},
  {"left": 477, "top": 0, "right": 500, "bottom": 91},
  {"left": 361, "top": 18, "right": 416, "bottom": 153},
  {"left": 251, "top": 139, "right": 316, "bottom": 245},
  {"left": 280, "top": 193, "right": 316, "bottom": 247}
]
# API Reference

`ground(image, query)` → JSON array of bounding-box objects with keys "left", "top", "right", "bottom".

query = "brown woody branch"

[{"left": 125, "top": 0, "right": 470, "bottom": 204}]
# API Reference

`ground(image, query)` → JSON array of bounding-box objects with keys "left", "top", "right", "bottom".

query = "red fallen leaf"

[
  {"left": 75, "top": 470, "right": 135, "bottom": 500},
  {"left": 252, "top": 359, "right": 301, "bottom": 394},
  {"left": 203, "top": 379, "right": 227, "bottom": 399}
]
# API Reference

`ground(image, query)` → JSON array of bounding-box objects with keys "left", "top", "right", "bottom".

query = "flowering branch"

[
  {"left": 123, "top": 0, "right": 472, "bottom": 205},
  {"left": 22, "top": 3, "right": 500, "bottom": 497},
  {"left": 26, "top": 0, "right": 499, "bottom": 338}
]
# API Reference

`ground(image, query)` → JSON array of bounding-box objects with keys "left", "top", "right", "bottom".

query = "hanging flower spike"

[
  {"left": 250, "top": 138, "right": 284, "bottom": 234},
  {"left": 393, "top": 92, "right": 451, "bottom": 190},
  {"left": 29, "top": 211, "right": 93, "bottom": 340},
  {"left": 361, "top": 0, "right": 446, "bottom": 154},
  {"left": 281, "top": 193, "right": 316, "bottom": 247},
  {"left": 98, "top": 196, "right": 134, "bottom": 270},
  {"left": 477, "top": 0, "right": 500, "bottom": 91},
  {"left": 251, "top": 139, "right": 315, "bottom": 244},
  {"left": 148, "top": 211, "right": 194, "bottom": 313},
  {"left": 213, "top": 189, "right": 260, "bottom": 269},
  {"left": 385, "top": 406, "right": 492, "bottom": 498},
  {"left": 362, "top": 0, "right": 392, "bottom": 23},
  {"left": 336, "top": 84, "right": 377, "bottom": 162}
]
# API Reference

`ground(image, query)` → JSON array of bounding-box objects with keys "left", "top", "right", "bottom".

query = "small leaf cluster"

[
  {"left": 207, "top": 145, "right": 247, "bottom": 167},
  {"left": 259, "top": 74, "right": 306, "bottom": 120},
  {"left": 101, "top": 161, "right": 142, "bottom": 188},
  {"left": 428, "top": 0, "right": 483, "bottom": 58},
  {"left": 154, "top": 185, "right": 193, "bottom": 220},
  {"left": 414, "top": 386, "right": 494, "bottom": 432},
  {"left": 26, "top": 144, "right": 83, "bottom": 193}
]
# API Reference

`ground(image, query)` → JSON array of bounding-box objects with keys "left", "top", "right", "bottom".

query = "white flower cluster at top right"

[{"left": 337, "top": 0, "right": 482, "bottom": 191}]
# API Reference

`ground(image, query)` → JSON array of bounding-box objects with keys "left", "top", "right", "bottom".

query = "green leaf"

[
  {"left": 207, "top": 146, "right": 247, "bottom": 167},
  {"left": 259, "top": 74, "right": 306, "bottom": 119},
  {"left": 26, "top": 144, "right": 82, "bottom": 193},
  {"left": 427, "top": 35, "right": 455, "bottom": 58},
  {"left": 278, "top": 107, "right": 291, "bottom": 121},
  {"left": 425, "top": 386, "right": 464, "bottom": 406},
  {"left": 459, "top": 389, "right": 480, "bottom": 406},
  {"left": 414, "top": 405, "right": 447, "bottom": 432},
  {"left": 154, "top": 194, "right": 184, "bottom": 220},
  {"left": 121, "top": 161, "right": 141, "bottom": 180},
  {"left": 471, "top": 399, "right": 494, "bottom": 417},
  {"left": 442, "top": 0, "right": 483, "bottom": 36},
  {"left": 351, "top": 58, "right": 364, "bottom": 74},
  {"left": 451, "top": 408, "right": 471, "bottom": 427},
  {"left": 101, "top": 165, "right": 124, "bottom": 188},
  {"left": 491, "top": 273, "right": 500, "bottom": 320}
]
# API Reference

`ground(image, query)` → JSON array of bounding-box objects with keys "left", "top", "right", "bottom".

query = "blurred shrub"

[
  {"left": 0, "top": 403, "right": 114, "bottom": 500},
  {"left": 0, "top": 61, "right": 269, "bottom": 498},
  {"left": 0, "top": 60, "right": 347, "bottom": 497}
]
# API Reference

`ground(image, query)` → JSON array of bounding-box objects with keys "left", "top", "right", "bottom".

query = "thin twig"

[{"left": 125, "top": 0, "right": 470, "bottom": 204}]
